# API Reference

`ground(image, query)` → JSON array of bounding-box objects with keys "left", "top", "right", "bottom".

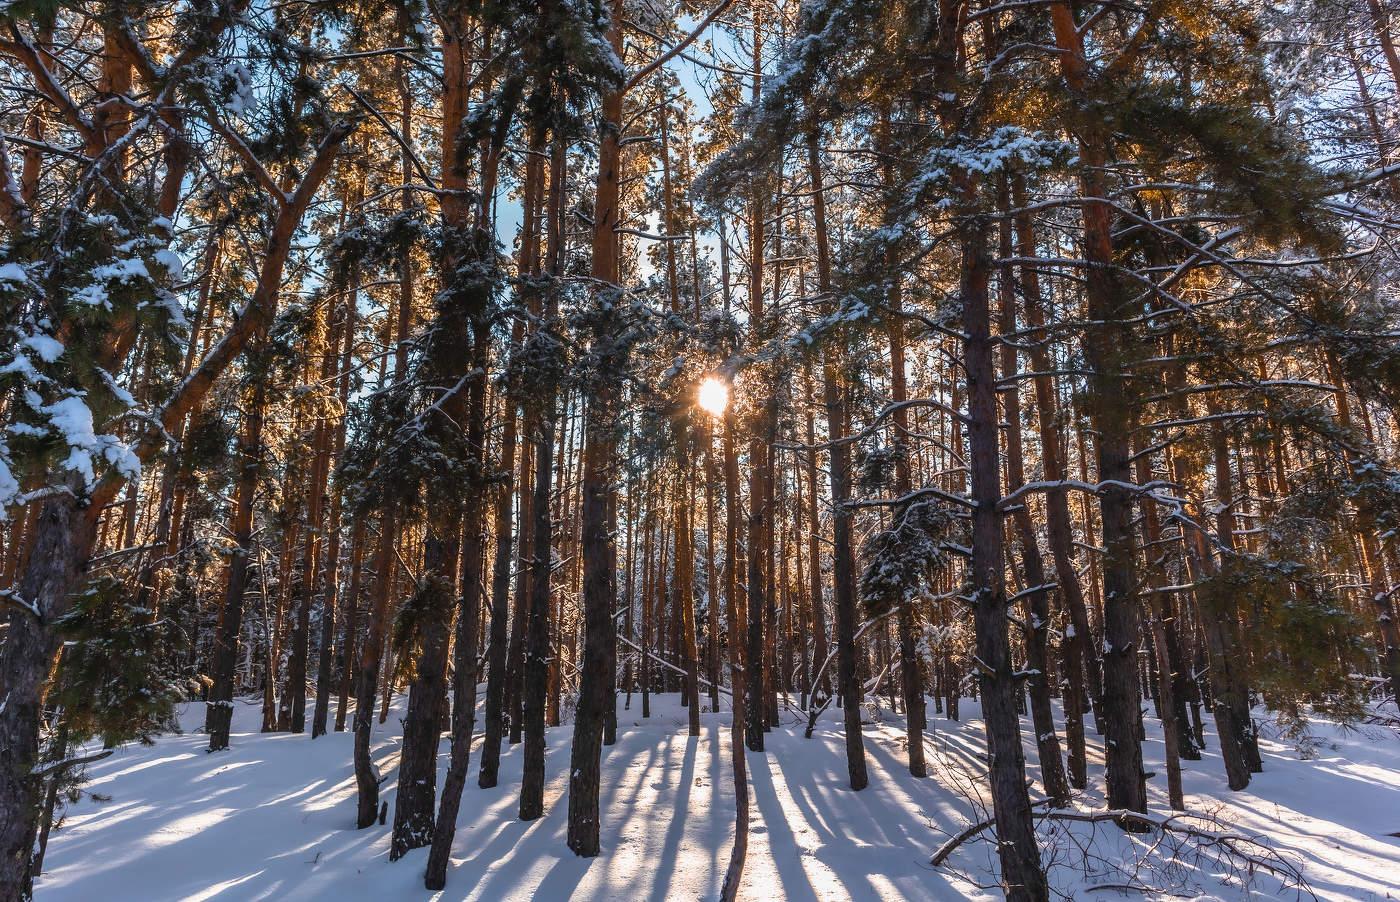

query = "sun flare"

[{"left": 697, "top": 376, "right": 730, "bottom": 417}]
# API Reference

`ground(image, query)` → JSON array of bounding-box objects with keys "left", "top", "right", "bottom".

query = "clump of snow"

[
  {"left": 21, "top": 333, "right": 63, "bottom": 363},
  {"left": 97, "top": 368, "right": 137, "bottom": 408},
  {"left": 153, "top": 249, "right": 184, "bottom": 281},
  {"left": 91, "top": 258, "right": 152, "bottom": 284},
  {"left": 71, "top": 283, "right": 110, "bottom": 308},
  {"left": 0, "top": 352, "right": 45, "bottom": 384},
  {"left": 0, "top": 261, "right": 29, "bottom": 285},
  {"left": 39, "top": 396, "right": 141, "bottom": 488},
  {"left": 0, "top": 457, "right": 18, "bottom": 513}
]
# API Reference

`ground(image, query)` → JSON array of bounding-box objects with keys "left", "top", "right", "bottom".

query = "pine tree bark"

[
  {"left": 1011, "top": 173, "right": 1095, "bottom": 785},
  {"left": 1048, "top": 2, "right": 1148, "bottom": 818},
  {"left": 718, "top": 401, "right": 749, "bottom": 902},
  {"left": 332, "top": 522, "right": 365, "bottom": 734},
  {"left": 568, "top": 9, "right": 624, "bottom": 848},
  {"left": 808, "top": 132, "right": 867, "bottom": 789},
  {"left": 997, "top": 176, "right": 1069, "bottom": 807},
  {"left": 353, "top": 515, "right": 397, "bottom": 828},
  {"left": 206, "top": 378, "right": 267, "bottom": 751},
  {"left": 520, "top": 393, "right": 556, "bottom": 822},
  {"left": 959, "top": 188, "right": 1047, "bottom": 900},
  {"left": 1134, "top": 441, "right": 1185, "bottom": 809},
  {"left": 390, "top": 541, "right": 454, "bottom": 861},
  {"left": 313, "top": 278, "right": 359, "bottom": 738}
]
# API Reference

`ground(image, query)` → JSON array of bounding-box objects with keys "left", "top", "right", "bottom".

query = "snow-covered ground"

[{"left": 37, "top": 692, "right": 1400, "bottom": 900}]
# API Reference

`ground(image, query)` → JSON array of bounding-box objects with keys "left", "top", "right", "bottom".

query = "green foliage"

[
  {"left": 1197, "top": 552, "right": 1367, "bottom": 728},
  {"left": 860, "top": 499, "right": 960, "bottom": 618},
  {"left": 1104, "top": 81, "right": 1341, "bottom": 252},
  {"left": 51, "top": 576, "right": 191, "bottom": 748}
]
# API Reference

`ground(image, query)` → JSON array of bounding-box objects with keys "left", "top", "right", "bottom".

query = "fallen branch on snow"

[{"left": 931, "top": 807, "right": 1316, "bottom": 901}]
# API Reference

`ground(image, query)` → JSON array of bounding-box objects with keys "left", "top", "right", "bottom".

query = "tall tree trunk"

[
  {"left": 520, "top": 390, "right": 556, "bottom": 821},
  {"left": 568, "top": 6, "right": 624, "bottom": 849},
  {"left": 1011, "top": 173, "right": 1094, "bottom": 784},
  {"left": 808, "top": 132, "right": 867, "bottom": 789},
  {"left": 1134, "top": 439, "right": 1185, "bottom": 810},
  {"left": 804, "top": 369, "right": 830, "bottom": 705},
  {"left": 390, "top": 536, "right": 454, "bottom": 861},
  {"left": 997, "top": 176, "right": 1069, "bottom": 807},
  {"left": 718, "top": 403, "right": 749, "bottom": 902},
  {"left": 744, "top": 11, "right": 770, "bottom": 750},
  {"left": 1049, "top": 2, "right": 1147, "bottom": 818},
  {"left": 959, "top": 183, "right": 1047, "bottom": 900},
  {"left": 313, "top": 273, "right": 359, "bottom": 738},
  {"left": 353, "top": 515, "right": 397, "bottom": 828},
  {"left": 674, "top": 424, "right": 702, "bottom": 738},
  {"left": 333, "top": 522, "right": 366, "bottom": 733},
  {"left": 206, "top": 378, "right": 268, "bottom": 751},
  {"left": 285, "top": 337, "right": 334, "bottom": 734}
]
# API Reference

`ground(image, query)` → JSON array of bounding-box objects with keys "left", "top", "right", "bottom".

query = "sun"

[{"left": 697, "top": 376, "right": 730, "bottom": 417}]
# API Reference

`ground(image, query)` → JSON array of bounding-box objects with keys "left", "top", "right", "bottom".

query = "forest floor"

[{"left": 35, "top": 691, "right": 1400, "bottom": 901}]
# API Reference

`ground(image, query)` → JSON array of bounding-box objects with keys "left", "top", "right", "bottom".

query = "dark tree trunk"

[
  {"left": 568, "top": 19, "right": 624, "bottom": 848},
  {"left": 479, "top": 397, "right": 518, "bottom": 789},
  {"left": 808, "top": 132, "right": 867, "bottom": 790},
  {"left": 1049, "top": 2, "right": 1147, "bottom": 818},
  {"left": 718, "top": 399, "right": 749, "bottom": 902},
  {"left": 0, "top": 489, "right": 94, "bottom": 900},
  {"left": 390, "top": 547, "right": 453, "bottom": 861},
  {"left": 959, "top": 192, "right": 1047, "bottom": 901},
  {"left": 1135, "top": 445, "right": 1186, "bottom": 809},
  {"left": 519, "top": 400, "right": 555, "bottom": 821},
  {"left": 334, "top": 526, "right": 365, "bottom": 733},
  {"left": 353, "top": 516, "right": 397, "bottom": 828},
  {"left": 207, "top": 380, "right": 266, "bottom": 752},
  {"left": 1011, "top": 173, "right": 1094, "bottom": 785},
  {"left": 674, "top": 421, "right": 702, "bottom": 738},
  {"left": 997, "top": 176, "right": 1069, "bottom": 807},
  {"left": 425, "top": 484, "right": 487, "bottom": 888}
]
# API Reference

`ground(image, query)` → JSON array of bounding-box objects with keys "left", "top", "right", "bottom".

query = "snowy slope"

[{"left": 36, "top": 693, "right": 1400, "bottom": 901}]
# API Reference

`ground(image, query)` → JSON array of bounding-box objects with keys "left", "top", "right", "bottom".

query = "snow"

[
  {"left": 36, "top": 694, "right": 1400, "bottom": 901},
  {"left": 42, "top": 395, "right": 141, "bottom": 487},
  {"left": 0, "top": 261, "right": 29, "bottom": 285},
  {"left": 222, "top": 62, "right": 256, "bottom": 117},
  {"left": 91, "top": 258, "right": 152, "bottom": 284},
  {"left": 0, "top": 352, "right": 44, "bottom": 383},
  {"left": 153, "top": 249, "right": 185, "bottom": 281},
  {"left": 21, "top": 334, "right": 63, "bottom": 363},
  {"left": 46, "top": 397, "right": 98, "bottom": 453},
  {"left": 98, "top": 369, "right": 137, "bottom": 408},
  {"left": 72, "top": 283, "right": 110, "bottom": 308},
  {"left": 0, "top": 456, "right": 18, "bottom": 510}
]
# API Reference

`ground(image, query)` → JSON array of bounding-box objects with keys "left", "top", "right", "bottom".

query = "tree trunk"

[
  {"left": 0, "top": 489, "right": 95, "bottom": 899},
  {"left": 808, "top": 132, "right": 867, "bottom": 790},
  {"left": 520, "top": 398, "right": 556, "bottom": 821},
  {"left": 313, "top": 281, "right": 358, "bottom": 738},
  {"left": 568, "top": 10, "right": 625, "bottom": 848},
  {"left": 1049, "top": 2, "right": 1147, "bottom": 818},
  {"left": 424, "top": 477, "right": 487, "bottom": 887},
  {"left": 718, "top": 403, "right": 750, "bottom": 902},
  {"left": 997, "top": 176, "right": 1069, "bottom": 807},
  {"left": 1011, "top": 173, "right": 1095, "bottom": 784},
  {"left": 959, "top": 186, "right": 1047, "bottom": 900},
  {"left": 390, "top": 540, "right": 454, "bottom": 861},
  {"left": 206, "top": 379, "right": 266, "bottom": 752},
  {"left": 353, "top": 515, "right": 398, "bottom": 828}
]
